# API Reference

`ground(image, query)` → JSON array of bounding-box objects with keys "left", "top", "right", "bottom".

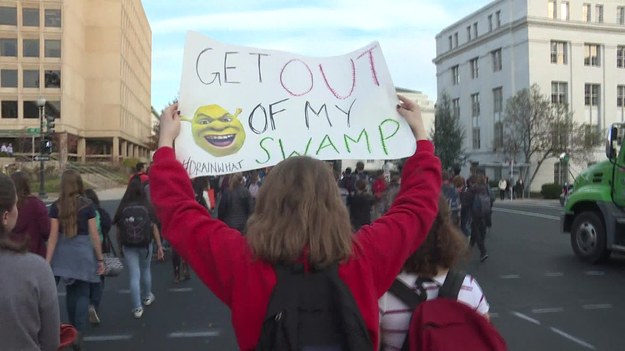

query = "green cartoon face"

[{"left": 187, "top": 105, "right": 246, "bottom": 157}]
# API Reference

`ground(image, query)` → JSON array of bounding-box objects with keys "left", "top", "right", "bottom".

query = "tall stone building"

[{"left": 0, "top": 0, "right": 151, "bottom": 164}]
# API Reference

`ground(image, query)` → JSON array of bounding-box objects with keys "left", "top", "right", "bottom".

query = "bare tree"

[
  {"left": 501, "top": 84, "right": 600, "bottom": 189},
  {"left": 430, "top": 92, "right": 466, "bottom": 171}
]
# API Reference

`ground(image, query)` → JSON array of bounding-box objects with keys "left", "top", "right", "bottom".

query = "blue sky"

[{"left": 142, "top": 0, "right": 492, "bottom": 112}]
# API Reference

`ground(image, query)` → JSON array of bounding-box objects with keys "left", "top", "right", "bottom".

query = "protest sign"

[{"left": 177, "top": 31, "right": 416, "bottom": 177}]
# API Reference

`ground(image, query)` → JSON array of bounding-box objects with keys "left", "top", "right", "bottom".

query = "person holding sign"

[{"left": 149, "top": 95, "right": 441, "bottom": 350}]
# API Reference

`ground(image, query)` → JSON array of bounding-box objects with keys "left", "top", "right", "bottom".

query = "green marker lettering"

[
  {"left": 315, "top": 134, "right": 340, "bottom": 155},
  {"left": 343, "top": 129, "right": 370, "bottom": 153},
  {"left": 378, "top": 119, "right": 400, "bottom": 155}
]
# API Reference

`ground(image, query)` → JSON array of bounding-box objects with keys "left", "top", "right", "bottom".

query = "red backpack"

[{"left": 389, "top": 271, "right": 507, "bottom": 351}]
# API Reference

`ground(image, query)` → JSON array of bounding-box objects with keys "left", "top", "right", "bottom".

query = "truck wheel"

[{"left": 570, "top": 212, "right": 608, "bottom": 263}]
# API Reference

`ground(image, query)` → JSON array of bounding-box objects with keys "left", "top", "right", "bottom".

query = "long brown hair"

[
  {"left": 402, "top": 195, "right": 467, "bottom": 277},
  {"left": 10, "top": 171, "right": 31, "bottom": 208},
  {"left": 57, "top": 169, "right": 85, "bottom": 238},
  {"left": 0, "top": 173, "right": 22, "bottom": 252},
  {"left": 229, "top": 173, "right": 243, "bottom": 191},
  {"left": 246, "top": 156, "right": 353, "bottom": 268}
]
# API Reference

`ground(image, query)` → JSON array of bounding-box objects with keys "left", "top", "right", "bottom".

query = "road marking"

[
  {"left": 168, "top": 331, "right": 221, "bottom": 338},
  {"left": 83, "top": 335, "right": 133, "bottom": 342},
  {"left": 583, "top": 304, "right": 612, "bottom": 310},
  {"left": 550, "top": 327, "right": 596, "bottom": 350},
  {"left": 57, "top": 292, "right": 66, "bottom": 297},
  {"left": 117, "top": 289, "right": 131, "bottom": 294},
  {"left": 545, "top": 272, "right": 564, "bottom": 277},
  {"left": 532, "top": 307, "right": 564, "bottom": 314},
  {"left": 493, "top": 208, "right": 559, "bottom": 220},
  {"left": 169, "top": 287, "right": 193, "bottom": 293},
  {"left": 585, "top": 271, "right": 605, "bottom": 276},
  {"left": 511, "top": 311, "right": 541, "bottom": 325},
  {"left": 500, "top": 274, "right": 520, "bottom": 279}
]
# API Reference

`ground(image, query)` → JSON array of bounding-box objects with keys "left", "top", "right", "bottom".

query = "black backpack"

[
  {"left": 117, "top": 205, "right": 152, "bottom": 247},
  {"left": 256, "top": 263, "right": 373, "bottom": 351}
]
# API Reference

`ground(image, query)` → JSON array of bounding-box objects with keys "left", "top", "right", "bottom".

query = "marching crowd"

[{"left": 0, "top": 95, "right": 506, "bottom": 351}]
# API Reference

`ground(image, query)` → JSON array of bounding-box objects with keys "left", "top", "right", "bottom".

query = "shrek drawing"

[{"left": 181, "top": 105, "right": 246, "bottom": 157}]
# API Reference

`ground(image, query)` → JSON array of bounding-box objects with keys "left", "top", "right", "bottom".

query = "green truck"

[{"left": 561, "top": 123, "right": 625, "bottom": 263}]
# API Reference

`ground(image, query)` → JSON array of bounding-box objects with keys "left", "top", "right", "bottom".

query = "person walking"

[
  {"left": 217, "top": 173, "right": 254, "bottom": 234},
  {"left": 498, "top": 178, "right": 507, "bottom": 201},
  {"left": 148, "top": 96, "right": 441, "bottom": 350},
  {"left": 0, "top": 173, "right": 60, "bottom": 351},
  {"left": 468, "top": 175, "right": 491, "bottom": 262},
  {"left": 347, "top": 179, "right": 376, "bottom": 230},
  {"left": 46, "top": 170, "right": 105, "bottom": 350},
  {"left": 10, "top": 171, "right": 50, "bottom": 257},
  {"left": 114, "top": 178, "right": 164, "bottom": 319}
]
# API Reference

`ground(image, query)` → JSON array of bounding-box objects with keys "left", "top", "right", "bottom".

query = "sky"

[{"left": 142, "top": 0, "right": 492, "bottom": 112}]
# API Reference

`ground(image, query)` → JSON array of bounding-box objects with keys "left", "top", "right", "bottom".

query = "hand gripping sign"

[{"left": 177, "top": 31, "right": 417, "bottom": 177}]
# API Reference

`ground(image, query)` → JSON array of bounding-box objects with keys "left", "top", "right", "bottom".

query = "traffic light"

[
  {"left": 46, "top": 115, "right": 55, "bottom": 134},
  {"left": 41, "top": 138, "right": 52, "bottom": 154}
]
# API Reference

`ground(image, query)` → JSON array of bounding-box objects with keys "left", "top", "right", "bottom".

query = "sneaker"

[
  {"left": 88, "top": 305, "right": 100, "bottom": 324},
  {"left": 142, "top": 293, "right": 155, "bottom": 306},
  {"left": 480, "top": 254, "right": 489, "bottom": 262},
  {"left": 132, "top": 307, "right": 144, "bottom": 319}
]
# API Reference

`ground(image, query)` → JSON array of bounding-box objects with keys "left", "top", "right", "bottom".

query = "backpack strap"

[
  {"left": 389, "top": 278, "right": 427, "bottom": 309},
  {"left": 438, "top": 270, "right": 465, "bottom": 300}
]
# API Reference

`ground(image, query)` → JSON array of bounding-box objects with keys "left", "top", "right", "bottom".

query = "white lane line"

[
  {"left": 500, "top": 274, "right": 521, "bottom": 279},
  {"left": 532, "top": 307, "right": 564, "bottom": 314},
  {"left": 83, "top": 335, "right": 133, "bottom": 342},
  {"left": 583, "top": 304, "right": 612, "bottom": 310},
  {"left": 545, "top": 272, "right": 564, "bottom": 277},
  {"left": 550, "top": 327, "right": 596, "bottom": 350},
  {"left": 117, "top": 289, "right": 131, "bottom": 294},
  {"left": 493, "top": 208, "right": 559, "bottom": 220},
  {"left": 168, "top": 331, "right": 221, "bottom": 338},
  {"left": 511, "top": 311, "right": 541, "bottom": 325},
  {"left": 169, "top": 287, "right": 193, "bottom": 293},
  {"left": 585, "top": 271, "right": 605, "bottom": 276}
]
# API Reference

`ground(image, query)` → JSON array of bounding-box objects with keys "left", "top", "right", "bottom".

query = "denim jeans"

[
  {"left": 123, "top": 244, "right": 153, "bottom": 310},
  {"left": 66, "top": 280, "right": 91, "bottom": 332},
  {"left": 89, "top": 276, "right": 105, "bottom": 312}
]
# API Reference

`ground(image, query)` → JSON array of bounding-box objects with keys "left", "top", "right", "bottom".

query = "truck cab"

[{"left": 561, "top": 123, "right": 625, "bottom": 263}]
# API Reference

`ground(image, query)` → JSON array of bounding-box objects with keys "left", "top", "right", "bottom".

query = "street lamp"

[{"left": 36, "top": 97, "right": 47, "bottom": 199}]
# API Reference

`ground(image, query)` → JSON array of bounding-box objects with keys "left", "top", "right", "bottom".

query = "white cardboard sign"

[{"left": 176, "top": 31, "right": 416, "bottom": 177}]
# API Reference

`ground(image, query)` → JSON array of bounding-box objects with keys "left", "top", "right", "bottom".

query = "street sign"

[
  {"left": 34, "top": 155, "right": 50, "bottom": 161},
  {"left": 26, "top": 127, "right": 40, "bottom": 135}
]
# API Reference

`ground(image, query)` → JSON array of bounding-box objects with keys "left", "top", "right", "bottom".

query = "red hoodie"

[{"left": 149, "top": 140, "right": 441, "bottom": 350}]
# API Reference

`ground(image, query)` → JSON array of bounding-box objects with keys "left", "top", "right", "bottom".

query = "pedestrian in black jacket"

[
  {"left": 347, "top": 179, "right": 376, "bottom": 231},
  {"left": 218, "top": 173, "right": 254, "bottom": 234}
]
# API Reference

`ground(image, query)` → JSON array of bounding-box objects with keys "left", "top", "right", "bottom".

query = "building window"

[
  {"left": 471, "top": 93, "right": 480, "bottom": 117},
  {"left": 0, "top": 7, "right": 17, "bottom": 26},
  {"left": 561, "top": 2, "right": 569, "bottom": 20},
  {"left": 1, "top": 101, "right": 17, "bottom": 119},
  {"left": 23, "top": 70, "right": 39, "bottom": 88},
  {"left": 472, "top": 126, "right": 481, "bottom": 150},
  {"left": 496, "top": 10, "right": 501, "bottom": 27},
  {"left": 584, "top": 44, "right": 600, "bottom": 66},
  {"left": 454, "top": 33, "right": 458, "bottom": 47},
  {"left": 492, "top": 49, "right": 502, "bottom": 72},
  {"left": 488, "top": 14, "right": 493, "bottom": 32},
  {"left": 467, "top": 26, "right": 471, "bottom": 41},
  {"left": 595, "top": 5, "right": 603, "bottom": 23},
  {"left": 582, "top": 3, "right": 591, "bottom": 22},
  {"left": 618, "top": 46, "right": 624, "bottom": 68},
  {"left": 22, "top": 8, "right": 39, "bottom": 27},
  {"left": 473, "top": 23, "right": 478, "bottom": 38},
  {"left": 23, "top": 101, "right": 39, "bottom": 119},
  {"left": 448, "top": 35, "right": 452, "bottom": 51},
  {"left": 493, "top": 87, "right": 503, "bottom": 113},
  {"left": 452, "top": 98, "right": 460, "bottom": 118},
  {"left": 0, "top": 38, "right": 17, "bottom": 57},
  {"left": 44, "top": 39, "right": 61, "bottom": 57},
  {"left": 44, "top": 9, "right": 61, "bottom": 27},
  {"left": 45, "top": 70, "right": 61, "bottom": 88},
  {"left": 551, "top": 41, "right": 568, "bottom": 64},
  {"left": 618, "top": 85, "right": 625, "bottom": 122},
  {"left": 46, "top": 101, "right": 61, "bottom": 119},
  {"left": 470, "top": 58, "right": 479, "bottom": 79},
  {"left": 585, "top": 83, "right": 601, "bottom": 128},
  {"left": 0, "top": 69, "right": 17, "bottom": 87},
  {"left": 493, "top": 87, "right": 503, "bottom": 150},
  {"left": 23, "top": 39, "right": 39, "bottom": 58},
  {"left": 451, "top": 65, "right": 460, "bottom": 85},
  {"left": 548, "top": 1, "right": 556, "bottom": 19},
  {"left": 618, "top": 7, "right": 625, "bottom": 25},
  {"left": 494, "top": 121, "right": 503, "bottom": 149},
  {"left": 551, "top": 81, "right": 568, "bottom": 105}
]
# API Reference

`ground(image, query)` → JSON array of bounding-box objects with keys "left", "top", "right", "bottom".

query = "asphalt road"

[{"left": 60, "top": 199, "right": 623, "bottom": 351}]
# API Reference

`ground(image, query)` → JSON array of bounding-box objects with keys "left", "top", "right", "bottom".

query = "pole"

[
  {"left": 38, "top": 105, "right": 47, "bottom": 199},
  {"left": 510, "top": 160, "right": 514, "bottom": 199}
]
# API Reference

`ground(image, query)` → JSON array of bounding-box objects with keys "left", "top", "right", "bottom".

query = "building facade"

[
  {"left": 0, "top": 0, "right": 151, "bottom": 165},
  {"left": 434, "top": 0, "right": 625, "bottom": 189}
]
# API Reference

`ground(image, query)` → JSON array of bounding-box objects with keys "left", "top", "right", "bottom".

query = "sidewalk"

[{"left": 494, "top": 198, "right": 561, "bottom": 208}]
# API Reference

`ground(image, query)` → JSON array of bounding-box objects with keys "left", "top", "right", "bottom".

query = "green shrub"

[
  {"left": 122, "top": 158, "right": 141, "bottom": 171},
  {"left": 541, "top": 183, "right": 561, "bottom": 199}
]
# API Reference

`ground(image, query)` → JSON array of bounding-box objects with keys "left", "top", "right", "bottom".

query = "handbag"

[{"left": 102, "top": 233, "right": 124, "bottom": 277}]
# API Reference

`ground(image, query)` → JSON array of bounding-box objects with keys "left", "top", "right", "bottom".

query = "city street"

[{"left": 64, "top": 199, "right": 624, "bottom": 351}]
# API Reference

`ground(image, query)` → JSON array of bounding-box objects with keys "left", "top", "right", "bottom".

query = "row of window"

[
  {"left": 548, "top": 1, "right": 625, "bottom": 25},
  {"left": 448, "top": 10, "right": 502, "bottom": 51},
  {"left": 451, "top": 49, "right": 502, "bottom": 85},
  {"left": 0, "top": 6, "right": 61, "bottom": 27},
  {"left": 551, "top": 42, "right": 624, "bottom": 68},
  {"left": 0, "top": 69, "right": 60, "bottom": 89},
  {"left": 0, "top": 100, "right": 61, "bottom": 119},
  {"left": 0, "top": 38, "right": 61, "bottom": 58}
]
